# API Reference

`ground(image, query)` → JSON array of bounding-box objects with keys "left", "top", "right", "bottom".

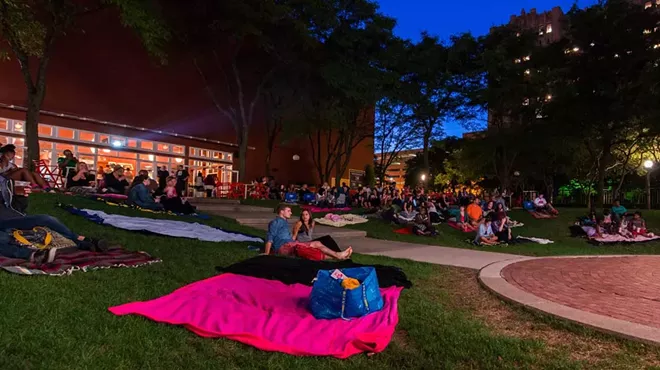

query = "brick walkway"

[{"left": 502, "top": 256, "right": 660, "bottom": 329}]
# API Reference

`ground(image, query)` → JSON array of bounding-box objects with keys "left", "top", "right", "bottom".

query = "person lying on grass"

[
  {"left": 264, "top": 204, "right": 352, "bottom": 260},
  {"left": 0, "top": 179, "right": 109, "bottom": 265},
  {"left": 475, "top": 216, "right": 499, "bottom": 246},
  {"left": 533, "top": 194, "right": 558, "bottom": 215}
]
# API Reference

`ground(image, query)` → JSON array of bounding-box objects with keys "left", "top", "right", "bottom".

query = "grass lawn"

[
  {"left": 241, "top": 199, "right": 660, "bottom": 256},
  {"left": 3, "top": 193, "right": 660, "bottom": 369}
]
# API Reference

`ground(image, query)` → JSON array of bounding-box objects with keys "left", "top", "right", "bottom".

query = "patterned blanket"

[
  {"left": 0, "top": 246, "right": 160, "bottom": 276},
  {"left": 314, "top": 213, "right": 368, "bottom": 228}
]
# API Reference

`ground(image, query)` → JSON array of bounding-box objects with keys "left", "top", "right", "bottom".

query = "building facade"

[
  {"left": 375, "top": 149, "right": 420, "bottom": 188},
  {"left": 0, "top": 10, "right": 373, "bottom": 187}
]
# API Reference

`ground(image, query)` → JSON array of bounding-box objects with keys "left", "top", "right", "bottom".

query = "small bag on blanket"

[{"left": 309, "top": 267, "right": 384, "bottom": 320}]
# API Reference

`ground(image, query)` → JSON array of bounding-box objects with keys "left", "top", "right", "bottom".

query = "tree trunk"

[
  {"left": 422, "top": 132, "right": 431, "bottom": 178},
  {"left": 596, "top": 147, "right": 611, "bottom": 209},
  {"left": 265, "top": 152, "right": 272, "bottom": 177},
  {"left": 237, "top": 128, "right": 249, "bottom": 182},
  {"left": 25, "top": 93, "right": 43, "bottom": 171}
]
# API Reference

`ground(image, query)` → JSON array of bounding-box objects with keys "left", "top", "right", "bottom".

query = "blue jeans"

[{"left": 0, "top": 215, "right": 80, "bottom": 260}]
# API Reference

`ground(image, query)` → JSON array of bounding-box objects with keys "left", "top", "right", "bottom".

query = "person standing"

[{"left": 175, "top": 165, "right": 189, "bottom": 197}]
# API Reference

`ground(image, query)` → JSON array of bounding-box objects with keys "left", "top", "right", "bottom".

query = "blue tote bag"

[{"left": 309, "top": 267, "right": 384, "bottom": 320}]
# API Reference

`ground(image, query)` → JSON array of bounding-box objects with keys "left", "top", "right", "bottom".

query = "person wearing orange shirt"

[{"left": 466, "top": 197, "right": 483, "bottom": 227}]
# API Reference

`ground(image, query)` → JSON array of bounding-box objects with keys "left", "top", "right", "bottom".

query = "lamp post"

[{"left": 644, "top": 160, "right": 654, "bottom": 210}]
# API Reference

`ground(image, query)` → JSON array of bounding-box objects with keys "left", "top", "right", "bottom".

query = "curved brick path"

[{"left": 502, "top": 256, "right": 660, "bottom": 329}]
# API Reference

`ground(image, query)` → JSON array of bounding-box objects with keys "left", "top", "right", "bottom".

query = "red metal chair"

[{"left": 33, "top": 160, "right": 65, "bottom": 189}]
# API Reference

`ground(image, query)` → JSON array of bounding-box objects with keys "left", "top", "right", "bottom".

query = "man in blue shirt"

[{"left": 264, "top": 204, "right": 352, "bottom": 260}]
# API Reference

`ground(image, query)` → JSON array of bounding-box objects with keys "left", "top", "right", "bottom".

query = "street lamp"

[
  {"left": 645, "top": 160, "right": 654, "bottom": 210},
  {"left": 421, "top": 174, "right": 426, "bottom": 182}
]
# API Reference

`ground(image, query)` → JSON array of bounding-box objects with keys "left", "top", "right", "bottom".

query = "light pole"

[{"left": 644, "top": 160, "right": 654, "bottom": 210}]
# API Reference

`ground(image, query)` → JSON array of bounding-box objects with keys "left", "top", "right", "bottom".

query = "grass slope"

[{"left": 0, "top": 194, "right": 657, "bottom": 369}]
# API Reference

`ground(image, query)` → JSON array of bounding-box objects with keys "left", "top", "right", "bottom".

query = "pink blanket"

[
  {"left": 302, "top": 205, "right": 352, "bottom": 213},
  {"left": 109, "top": 273, "right": 402, "bottom": 358}
]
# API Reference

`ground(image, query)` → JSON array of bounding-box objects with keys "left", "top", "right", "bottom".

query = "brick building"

[
  {"left": 374, "top": 149, "right": 421, "bottom": 188},
  {"left": 0, "top": 10, "right": 373, "bottom": 188}
]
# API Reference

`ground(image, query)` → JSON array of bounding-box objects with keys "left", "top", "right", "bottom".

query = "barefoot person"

[
  {"left": 0, "top": 145, "right": 53, "bottom": 192},
  {"left": 264, "top": 204, "right": 352, "bottom": 260}
]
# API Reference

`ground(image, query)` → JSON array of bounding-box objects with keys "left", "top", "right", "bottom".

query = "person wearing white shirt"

[{"left": 533, "top": 194, "right": 558, "bottom": 215}]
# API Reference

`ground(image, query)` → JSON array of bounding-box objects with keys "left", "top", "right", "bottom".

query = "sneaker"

[
  {"left": 32, "top": 248, "right": 57, "bottom": 266},
  {"left": 84, "top": 238, "right": 109, "bottom": 253}
]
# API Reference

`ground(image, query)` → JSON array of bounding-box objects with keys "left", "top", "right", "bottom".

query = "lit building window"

[
  {"left": 514, "top": 58, "right": 521, "bottom": 63},
  {"left": 644, "top": 29, "right": 652, "bottom": 34},
  {"left": 654, "top": 44, "right": 660, "bottom": 49},
  {"left": 79, "top": 131, "right": 96, "bottom": 142},
  {"left": 0, "top": 120, "right": 7, "bottom": 131},
  {"left": 523, "top": 55, "right": 531, "bottom": 61},
  {"left": 524, "top": 69, "right": 531, "bottom": 75},
  {"left": 173, "top": 145, "right": 184, "bottom": 154},
  {"left": 38, "top": 125, "right": 53, "bottom": 137},
  {"left": 157, "top": 143, "right": 170, "bottom": 152},
  {"left": 126, "top": 139, "right": 138, "bottom": 148},
  {"left": 14, "top": 121, "right": 24, "bottom": 132},
  {"left": 545, "top": 94, "right": 553, "bottom": 101},
  {"left": 140, "top": 141, "right": 154, "bottom": 150},
  {"left": 57, "top": 128, "right": 75, "bottom": 139},
  {"left": 546, "top": 24, "right": 552, "bottom": 33}
]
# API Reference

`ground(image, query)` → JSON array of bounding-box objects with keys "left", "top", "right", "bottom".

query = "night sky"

[{"left": 375, "top": 0, "right": 598, "bottom": 137}]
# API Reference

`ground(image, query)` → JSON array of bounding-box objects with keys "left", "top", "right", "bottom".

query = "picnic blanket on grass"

[
  {"left": 314, "top": 213, "right": 368, "bottom": 228},
  {"left": 394, "top": 227, "right": 413, "bottom": 235},
  {"left": 109, "top": 273, "right": 402, "bottom": 358},
  {"left": 87, "top": 196, "right": 210, "bottom": 219},
  {"left": 61, "top": 205, "right": 263, "bottom": 243},
  {"left": 528, "top": 210, "right": 558, "bottom": 219},
  {"left": 0, "top": 246, "right": 160, "bottom": 276},
  {"left": 447, "top": 221, "right": 475, "bottom": 233},
  {"left": 301, "top": 205, "right": 352, "bottom": 213},
  {"left": 572, "top": 226, "right": 660, "bottom": 244}
]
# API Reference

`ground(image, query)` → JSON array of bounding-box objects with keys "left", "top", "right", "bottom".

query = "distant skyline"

[{"left": 375, "top": 0, "right": 599, "bottom": 137}]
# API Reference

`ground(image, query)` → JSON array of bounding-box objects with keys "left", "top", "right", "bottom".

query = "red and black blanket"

[{"left": 0, "top": 246, "right": 160, "bottom": 276}]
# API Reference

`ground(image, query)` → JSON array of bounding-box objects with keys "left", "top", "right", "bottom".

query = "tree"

[
  {"left": 404, "top": 137, "right": 462, "bottom": 187},
  {"left": 405, "top": 33, "right": 480, "bottom": 177},
  {"left": 548, "top": 0, "right": 660, "bottom": 208},
  {"left": 168, "top": 0, "right": 314, "bottom": 181},
  {"left": 373, "top": 97, "right": 417, "bottom": 183},
  {"left": 0, "top": 0, "right": 168, "bottom": 168},
  {"left": 301, "top": 0, "right": 399, "bottom": 186}
]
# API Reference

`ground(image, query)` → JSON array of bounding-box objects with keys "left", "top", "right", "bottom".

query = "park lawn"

[
  {"left": 343, "top": 207, "right": 660, "bottom": 257},
  {"left": 2, "top": 194, "right": 660, "bottom": 369},
  {"left": 240, "top": 199, "right": 660, "bottom": 256}
]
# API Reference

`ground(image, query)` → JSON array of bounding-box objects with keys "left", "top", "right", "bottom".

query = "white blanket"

[
  {"left": 82, "top": 209, "right": 263, "bottom": 243},
  {"left": 517, "top": 236, "right": 554, "bottom": 245}
]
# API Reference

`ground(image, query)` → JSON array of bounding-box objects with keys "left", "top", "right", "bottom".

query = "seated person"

[
  {"left": 128, "top": 175, "right": 164, "bottom": 211},
  {"left": 57, "top": 149, "right": 78, "bottom": 175},
  {"left": 492, "top": 212, "right": 512, "bottom": 243},
  {"left": 129, "top": 170, "right": 150, "bottom": 189},
  {"left": 316, "top": 188, "right": 328, "bottom": 208},
  {"left": 0, "top": 144, "right": 53, "bottom": 192},
  {"left": 413, "top": 205, "right": 437, "bottom": 236},
  {"left": 483, "top": 200, "right": 495, "bottom": 218},
  {"left": 298, "top": 183, "right": 311, "bottom": 201},
  {"left": 160, "top": 176, "right": 196, "bottom": 214},
  {"left": 103, "top": 165, "right": 130, "bottom": 194},
  {"left": 291, "top": 209, "right": 341, "bottom": 252},
  {"left": 628, "top": 211, "right": 653, "bottom": 238},
  {"left": 0, "top": 179, "right": 109, "bottom": 264},
  {"left": 264, "top": 204, "right": 352, "bottom": 260},
  {"left": 427, "top": 201, "right": 442, "bottom": 223},
  {"left": 475, "top": 217, "right": 499, "bottom": 246},
  {"left": 494, "top": 202, "right": 506, "bottom": 215},
  {"left": 611, "top": 200, "right": 627, "bottom": 223},
  {"left": 456, "top": 206, "right": 476, "bottom": 232},
  {"left": 326, "top": 189, "right": 336, "bottom": 207},
  {"left": 66, "top": 161, "right": 96, "bottom": 192},
  {"left": 466, "top": 198, "right": 483, "bottom": 227},
  {"left": 533, "top": 194, "right": 558, "bottom": 214},
  {"left": 400, "top": 195, "right": 417, "bottom": 219},
  {"left": 368, "top": 192, "right": 381, "bottom": 209}
]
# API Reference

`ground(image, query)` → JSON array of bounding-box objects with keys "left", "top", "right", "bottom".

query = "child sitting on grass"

[{"left": 628, "top": 211, "right": 654, "bottom": 238}]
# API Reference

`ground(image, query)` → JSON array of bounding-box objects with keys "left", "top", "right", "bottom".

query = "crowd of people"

[{"left": 582, "top": 200, "right": 654, "bottom": 239}]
